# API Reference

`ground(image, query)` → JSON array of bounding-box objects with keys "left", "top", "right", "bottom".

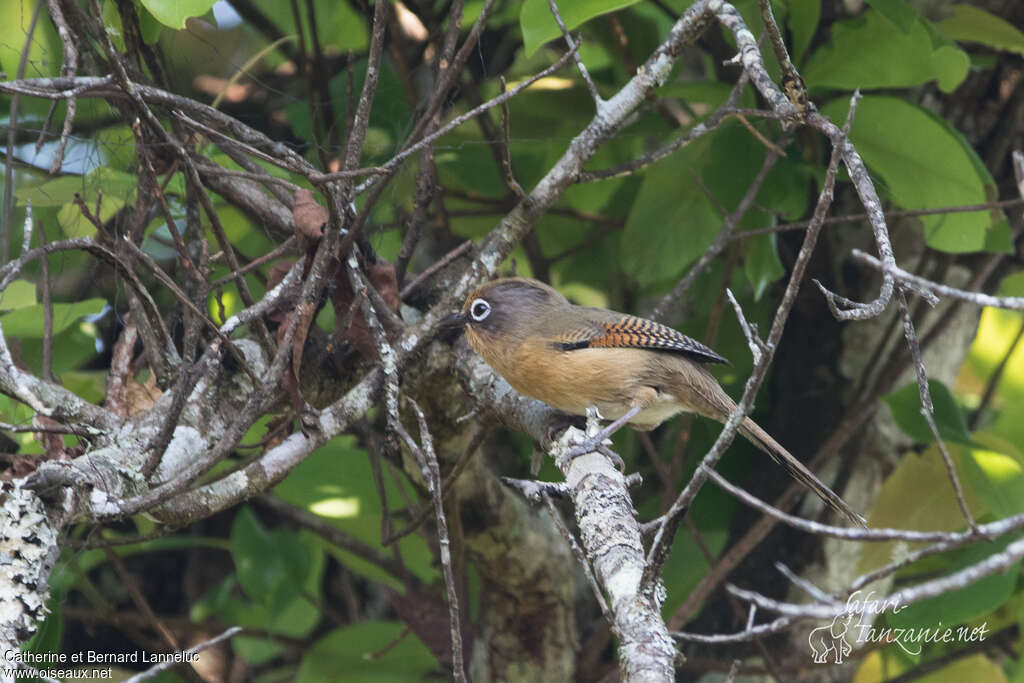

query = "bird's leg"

[{"left": 562, "top": 404, "right": 645, "bottom": 467}]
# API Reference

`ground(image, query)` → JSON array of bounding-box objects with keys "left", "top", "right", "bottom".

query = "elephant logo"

[{"left": 808, "top": 613, "right": 857, "bottom": 664}]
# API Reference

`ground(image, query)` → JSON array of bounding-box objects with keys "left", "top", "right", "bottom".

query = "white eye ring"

[{"left": 469, "top": 298, "right": 491, "bottom": 322}]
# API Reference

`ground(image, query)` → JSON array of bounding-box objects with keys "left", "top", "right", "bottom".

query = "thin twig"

[
  {"left": 851, "top": 250, "right": 1024, "bottom": 310},
  {"left": 397, "top": 400, "right": 466, "bottom": 683},
  {"left": 399, "top": 240, "right": 473, "bottom": 300},
  {"left": 548, "top": 0, "right": 601, "bottom": 104},
  {"left": 121, "top": 627, "right": 243, "bottom": 683},
  {"left": 896, "top": 287, "right": 978, "bottom": 531}
]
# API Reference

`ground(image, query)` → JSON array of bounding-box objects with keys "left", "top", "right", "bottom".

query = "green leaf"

[
  {"left": 138, "top": 0, "right": 217, "bottom": 29},
  {"left": 820, "top": 96, "right": 991, "bottom": 253},
  {"left": 937, "top": 5, "right": 1024, "bottom": 56},
  {"left": 0, "top": 280, "right": 36, "bottom": 310},
  {"left": 961, "top": 447, "right": 1024, "bottom": 518},
  {"left": 744, "top": 234, "right": 784, "bottom": 300},
  {"left": 858, "top": 444, "right": 983, "bottom": 576},
  {"left": 886, "top": 532, "right": 1021, "bottom": 632},
  {"left": 786, "top": 0, "right": 820, "bottom": 64},
  {"left": 2, "top": 298, "right": 106, "bottom": 338},
  {"left": 621, "top": 139, "right": 720, "bottom": 285},
  {"left": 883, "top": 379, "right": 971, "bottom": 445},
  {"left": 865, "top": 0, "right": 917, "bottom": 32},
  {"left": 984, "top": 220, "right": 1014, "bottom": 255},
  {"left": 804, "top": 10, "right": 969, "bottom": 93},
  {"left": 230, "top": 507, "right": 311, "bottom": 614},
  {"left": 16, "top": 166, "right": 138, "bottom": 208},
  {"left": 998, "top": 271, "right": 1024, "bottom": 298},
  {"left": 0, "top": 0, "right": 61, "bottom": 78},
  {"left": 136, "top": 3, "right": 164, "bottom": 44},
  {"left": 295, "top": 621, "right": 437, "bottom": 683},
  {"left": 520, "top": 0, "right": 640, "bottom": 57}
]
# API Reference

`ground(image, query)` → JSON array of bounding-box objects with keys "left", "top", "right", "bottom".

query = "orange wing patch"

[{"left": 555, "top": 316, "right": 728, "bottom": 364}]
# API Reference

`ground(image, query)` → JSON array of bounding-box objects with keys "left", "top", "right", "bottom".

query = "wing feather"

[{"left": 552, "top": 312, "right": 728, "bottom": 365}]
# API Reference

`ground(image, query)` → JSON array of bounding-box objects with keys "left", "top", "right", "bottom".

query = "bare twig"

[
  {"left": 395, "top": 400, "right": 466, "bottom": 683},
  {"left": 851, "top": 249, "right": 1024, "bottom": 310},
  {"left": 548, "top": 0, "right": 601, "bottom": 104},
  {"left": 399, "top": 240, "right": 473, "bottom": 300},
  {"left": 896, "top": 287, "right": 978, "bottom": 531},
  {"left": 121, "top": 626, "right": 243, "bottom": 683}
]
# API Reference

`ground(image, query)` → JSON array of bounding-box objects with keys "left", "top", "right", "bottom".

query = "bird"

[{"left": 450, "top": 277, "right": 865, "bottom": 527}]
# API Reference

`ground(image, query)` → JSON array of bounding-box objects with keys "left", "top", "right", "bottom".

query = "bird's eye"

[{"left": 469, "top": 298, "right": 491, "bottom": 322}]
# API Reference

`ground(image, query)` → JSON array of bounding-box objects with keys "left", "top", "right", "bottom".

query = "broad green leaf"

[
  {"left": 998, "top": 272, "right": 1024, "bottom": 298},
  {"left": 136, "top": 3, "right": 164, "bottom": 44},
  {"left": 520, "top": 0, "right": 640, "bottom": 57},
  {"left": 820, "top": 96, "right": 990, "bottom": 253},
  {"left": 230, "top": 506, "right": 312, "bottom": 614},
  {"left": 295, "top": 621, "right": 437, "bottom": 683},
  {"left": 756, "top": 152, "right": 814, "bottom": 220},
  {"left": 786, "top": 0, "right": 820, "bottom": 64},
  {"left": 621, "top": 138, "right": 719, "bottom": 285},
  {"left": 2, "top": 298, "right": 106, "bottom": 338},
  {"left": 0, "top": 0, "right": 61, "bottom": 78},
  {"left": 701, "top": 124, "right": 767, "bottom": 214},
  {"left": 883, "top": 379, "right": 971, "bottom": 445},
  {"left": 858, "top": 445, "right": 983, "bottom": 576},
  {"left": 0, "top": 280, "right": 36, "bottom": 310},
  {"left": 744, "top": 234, "right": 784, "bottom": 300},
  {"left": 865, "top": 0, "right": 917, "bottom": 32},
  {"left": 984, "top": 220, "right": 1014, "bottom": 254},
  {"left": 804, "top": 10, "right": 969, "bottom": 93},
  {"left": 937, "top": 5, "right": 1024, "bottom": 56},
  {"left": 886, "top": 532, "right": 1020, "bottom": 632},
  {"left": 961, "top": 447, "right": 1024, "bottom": 519},
  {"left": 138, "top": 0, "right": 217, "bottom": 29},
  {"left": 16, "top": 166, "right": 138, "bottom": 207}
]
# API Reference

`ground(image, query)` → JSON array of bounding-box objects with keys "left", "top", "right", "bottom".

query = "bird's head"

[{"left": 446, "top": 278, "right": 567, "bottom": 350}]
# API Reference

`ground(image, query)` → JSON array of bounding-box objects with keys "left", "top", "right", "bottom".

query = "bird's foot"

[{"left": 560, "top": 405, "right": 644, "bottom": 471}]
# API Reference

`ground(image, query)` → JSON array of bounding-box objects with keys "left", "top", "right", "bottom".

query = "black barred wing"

[{"left": 553, "top": 312, "right": 728, "bottom": 365}]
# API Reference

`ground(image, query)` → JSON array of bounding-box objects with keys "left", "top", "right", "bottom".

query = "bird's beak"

[{"left": 441, "top": 312, "right": 467, "bottom": 329}]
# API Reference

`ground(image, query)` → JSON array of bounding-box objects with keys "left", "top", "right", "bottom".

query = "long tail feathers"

[{"left": 739, "top": 417, "right": 867, "bottom": 528}]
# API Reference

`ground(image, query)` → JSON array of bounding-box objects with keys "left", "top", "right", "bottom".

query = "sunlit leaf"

[
  {"left": 2, "top": 298, "right": 106, "bottom": 338},
  {"left": 0, "top": 280, "right": 36, "bottom": 310},
  {"left": 858, "top": 444, "right": 983, "bottom": 576},
  {"left": 138, "top": 0, "right": 217, "bottom": 29}
]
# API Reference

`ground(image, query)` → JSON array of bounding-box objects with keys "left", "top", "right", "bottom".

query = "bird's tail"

[{"left": 739, "top": 417, "right": 867, "bottom": 528}]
